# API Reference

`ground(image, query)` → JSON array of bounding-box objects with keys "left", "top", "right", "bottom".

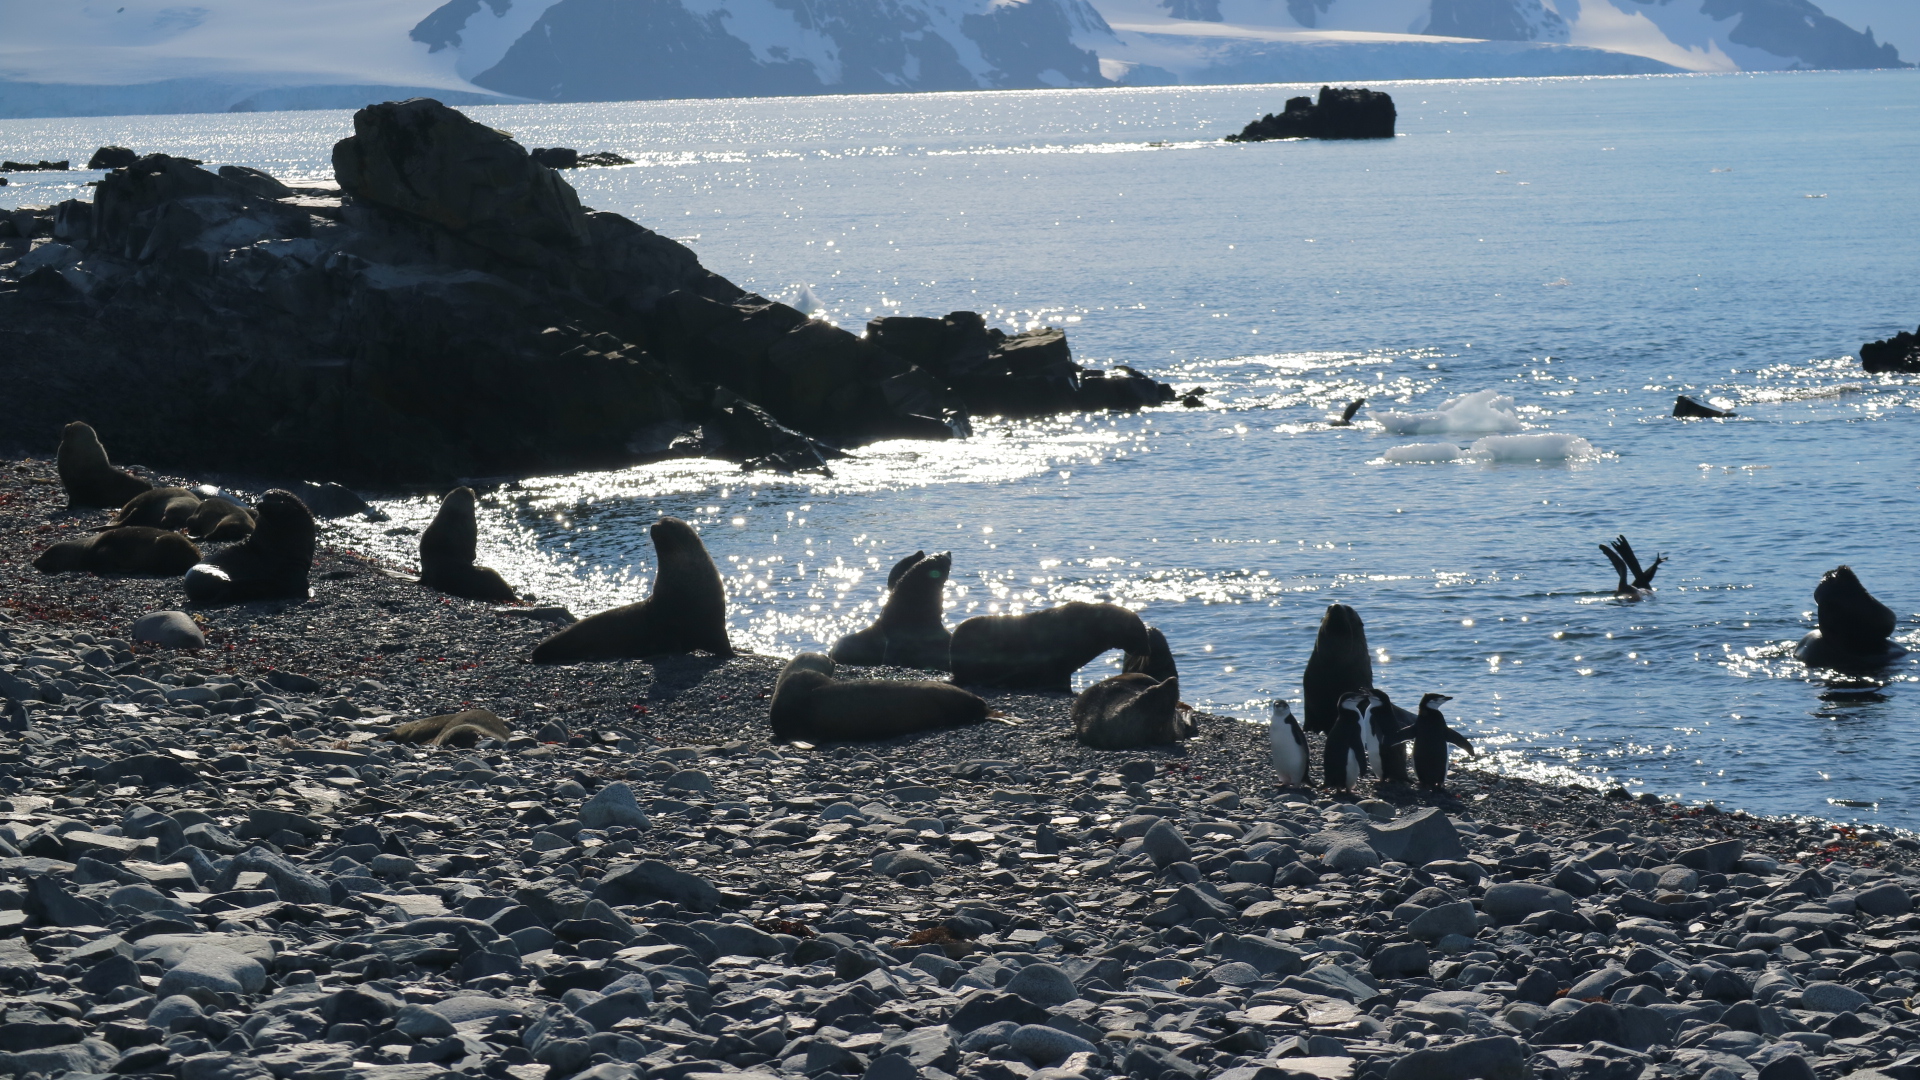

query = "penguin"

[
  {"left": 1412, "top": 693, "right": 1476, "bottom": 794},
  {"left": 1269, "top": 700, "right": 1309, "bottom": 787},
  {"left": 1358, "top": 691, "right": 1383, "bottom": 777},
  {"left": 1598, "top": 535, "right": 1665, "bottom": 600},
  {"left": 1324, "top": 690, "right": 1370, "bottom": 793},
  {"left": 1366, "top": 688, "right": 1415, "bottom": 786}
]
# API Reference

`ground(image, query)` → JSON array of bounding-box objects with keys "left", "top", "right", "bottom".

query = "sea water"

[{"left": 5, "top": 71, "right": 1919, "bottom": 827}]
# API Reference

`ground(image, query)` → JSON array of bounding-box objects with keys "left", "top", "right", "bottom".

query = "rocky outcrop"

[
  {"left": 1861, "top": 325, "right": 1920, "bottom": 374},
  {"left": 1225, "top": 86, "right": 1396, "bottom": 142},
  {"left": 528, "top": 147, "right": 635, "bottom": 169},
  {"left": 86, "top": 146, "right": 139, "bottom": 170},
  {"left": 1, "top": 159, "right": 68, "bottom": 172},
  {"left": 0, "top": 98, "right": 1170, "bottom": 483}
]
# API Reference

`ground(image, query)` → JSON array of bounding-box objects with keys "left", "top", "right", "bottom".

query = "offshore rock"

[
  {"left": 1227, "top": 86, "right": 1397, "bottom": 142},
  {"left": 1861, "top": 325, "right": 1920, "bottom": 373}
]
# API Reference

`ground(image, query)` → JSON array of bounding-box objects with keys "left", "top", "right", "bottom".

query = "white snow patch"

[
  {"left": 1373, "top": 390, "right": 1524, "bottom": 436},
  {"left": 443, "top": 0, "right": 565, "bottom": 81}
]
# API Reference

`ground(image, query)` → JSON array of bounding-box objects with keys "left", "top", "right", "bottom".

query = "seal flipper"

[
  {"left": 1614, "top": 535, "right": 1665, "bottom": 589},
  {"left": 1599, "top": 542, "right": 1632, "bottom": 595}
]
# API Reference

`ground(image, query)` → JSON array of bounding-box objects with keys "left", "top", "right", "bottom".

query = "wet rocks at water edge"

[
  {"left": 1861, "top": 325, "right": 1920, "bottom": 373},
  {"left": 0, "top": 159, "right": 70, "bottom": 172},
  {"left": 529, "top": 147, "right": 637, "bottom": 169},
  {"left": 1226, "top": 87, "right": 1397, "bottom": 143}
]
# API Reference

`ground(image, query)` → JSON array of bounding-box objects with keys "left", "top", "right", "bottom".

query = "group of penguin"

[{"left": 1268, "top": 689, "right": 1475, "bottom": 797}]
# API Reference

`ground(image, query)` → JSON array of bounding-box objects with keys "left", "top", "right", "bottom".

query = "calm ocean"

[{"left": 5, "top": 70, "right": 1918, "bottom": 826}]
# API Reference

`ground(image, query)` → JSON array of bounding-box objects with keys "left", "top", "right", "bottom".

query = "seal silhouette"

[
  {"left": 949, "top": 601, "right": 1150, "bottom": 691},
  {"left": 57, "top": 422, "right": 152, "bottom": 508},
  {"left": 35, "top": 527, "right": 200, "bottom": 576},
  {"left": 1796, "top": 565, "right": 1907, "bottom": 669},
  {"left": 112, "top": 487, "right": 201, "bottom": 530},
  {"left": 1072, "top": 673, "right": 1188, "bottom": 750},
  {"left": 1122, "top": 626, "right": 1178, "bottom": 682},
  {"left": 184, "top": 489, "right": 315, "bottom": 605},
  {"left": 1302, "top": 603, "right": 1372, "bottom": 733},
  {"left": 418, "top": 487, "right": 516, "bottom": 602},
  {"left": 383, "top": 709, "right": 512, "bottom": 747},
  {"left": 770, "top": 653, "right": 988, "bottom": 741},
  {"left": 186, "top": 496, "right": 256, "bottom": 541},
  {"left": 829, "top": 550, "right": 953, "bottom": 669},
  {"left": 532, "top": 517, "right": 732, "bottom": 663}
]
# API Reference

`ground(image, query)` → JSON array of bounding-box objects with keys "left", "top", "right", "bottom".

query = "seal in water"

[
  {"left": 829, "top": 550, "right": 953, "bottom": 669},
  {"left": 1072, "top": 673, "right": 1188, "bottom": 750},
  {"left": 1598, "top": 535, "right": 1665, "bottom": 599},
  {"left": 184, "top": 489, "right": 316, "bottom": 605},
  {"left": 1673, "top": 395, "right": 1735, "bottom": 419},
  {"left": 418, "top": 487, "right": 517, "bottom": 602},
  {"left": 949, "top": 601, "right": 1150, "bottom": 691},
  {"left": 1269, "top": 700, "right": 1309, "bottom": 786},
  {"left": 382, "top": 709, "right": 512, "bottom": 747},
  {"left": 1796, "top": 565, "right": 1907, "bottom": 669},
  {"left": 56, "top": 421, "right": 152, "bottom": 508},
  {"left": 112, "top": 487, "right": 201, "bottom": 530},
  {"left": 1329, "top": 398, "right": 1366, "bottom": 427},
  {"left": 1302, "top": 603, "right": 1372, "bottom": 733},
  {"left": 1122, "top": 626, "right": 1178, "bottom": 683},
  {"left": 1323, "top": 690, "right": 1370, "bottom": 792},
  {"left": 532, "top": 516, "right": 732, "bottom": 663},
  {"left": 186, "top": 496, "right": 256, "bottom": 541},
  {"left": 34, "top": 526, "right": 200, "bottom": 576},
  {"left": 770, "top": 652, "right": 988, "bottom": 741},
  {"left": 1412, "top": 692, "right": 1475, "bottom": 794}
]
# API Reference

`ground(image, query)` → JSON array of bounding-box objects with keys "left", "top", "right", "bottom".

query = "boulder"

[
  {"left": 1862, "top": 325, "right": 1920, "bottom": 374},
  {"left": 1481, "top": 883, "right": 1575, "bottom": 925},
  {"left": 88, "top": 147, "right": 139, "bottom": 170},
  {"left": 130, "top": 610, "right": 204, "bottom": 649},
  {"left": 592, "top": 859, "right": 723, "bottom": 911},
  {"left": 1227, "top": 86, "right": 1397, "bottom": 142}
]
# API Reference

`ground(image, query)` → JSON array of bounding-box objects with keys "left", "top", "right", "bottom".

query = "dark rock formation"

[
  {"left": 529, "top": 147, "right": 635, "bottom": 169},
  {"left": 87, "top": 147, "right": 140, "bottom": 170},
  {"left": 1861, "top": 325, "right": 1920, "bottom": 373},
  {"left": 1225, "top": 86, "right": 1396, "bottom": 142},
  {"left": 1, "top": 160, "right": 69, "bottom": 172},
  {"left": 0, "top": 98, "right": 1169, "bottom": 483}
]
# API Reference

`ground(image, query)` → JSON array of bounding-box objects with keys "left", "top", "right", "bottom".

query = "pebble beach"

[{"left": 5, "top": 456, "right": 1920, "bottom": 1080}]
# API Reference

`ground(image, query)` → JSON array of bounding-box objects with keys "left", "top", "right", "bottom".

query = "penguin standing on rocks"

[
  {"left": 1412, "top": 693, "right": 1476, "bottom": 794},
  {"left": 1324, "top": 691, "right": 1370, "bottom": 793},
  {"left": 1269, "top": 701, "right": 1309, "bottom": 787},
  {"left": 1366, "top": 688, "right": 1415, "bottom": 786}
]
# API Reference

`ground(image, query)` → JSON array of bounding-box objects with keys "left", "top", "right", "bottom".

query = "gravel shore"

[{"left": 4, "top": 455, "right": 1920, "bottom": 1080}]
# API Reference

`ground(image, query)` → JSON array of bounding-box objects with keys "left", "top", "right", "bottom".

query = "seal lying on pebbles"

[
  {"left": 33, "top": 526, "right": 200, "bottom": 576},
  {"left": 770, "top": 652, "right": 989, "bottom": 741},
  {"left": 1796, "top": 565, "right": 1908, "bottom": 669},
  {"left": 383, "top": 708, "right": 511, "bottom": 747},
  {"left": 533, "top": 517, "right": 732, "bottom": 663},
  {"left": 830, "top": 550, "right": 952, "bottom": 669},
  {"left": 418, "top": 487, "right": 516, "bottom": 602},
  {"left": 1071, "top": 672, "right": 1188, "bottom": 750},
  {"left": 111, "top": 486, "right": 201, "bottom": 530},
  {"left": 1302, "top": 602, "right": 1372, "bottom": 733},
  {"left": 949, "top": 601, "right": 1150, "bottom": 691},
  {"left": 56, "top": 421, "right": 152, "bottom": 508},
  {"left": 185, "top": 495, "right": 255, "bottom": 541},
  {"left": 1121, "top": 625, "right": 1177, "bottom": 682},
  {"left": 184, "top": 489, "right": 315, "bottom": 605}
]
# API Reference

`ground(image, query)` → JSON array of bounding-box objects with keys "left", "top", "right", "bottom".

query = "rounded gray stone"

[
  {"left": 156, "top": 945, "right": 266, "bottom": 996},
  {"left": 1007, "top": 1024, "right": 1096, "bottom": 1066},
  {"left": 130, "top": 610, "right": 204, "bottom": 650},
  {"left": 394, "top": 1003, "right": 457, "bottom": 1039},
  {"left": 579, "top": 782, "right": 649, "bottom": 830},
  {"left": 147, "top": 995, "right": 204, "bottom": 1029},
  {"left": 1481, "top": 882, "right": 1575, "bottom": 924},
  {"left": 1005, "top": 962, "right": 1077, "bottom": 1006},
  {"left": 1800, "top": 981, "right": 1869, "bottom": 1014},
  {"left": 1140, "top": 820, "right": 1193, "bottom": 868},
  {"left": 1326, "top": 840, "right": 1381, "bottom": 870},
  {"left": 1407, "top": 900, "right": 1480, "bottom": 942}
]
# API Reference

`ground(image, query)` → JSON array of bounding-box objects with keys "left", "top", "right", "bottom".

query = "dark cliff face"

[
  {"left": 1425, "top": 0, "right": 1567, "bottom": 42},
  {"left": 1695, "top": 0, "right": 1908, "bottom": 68}
]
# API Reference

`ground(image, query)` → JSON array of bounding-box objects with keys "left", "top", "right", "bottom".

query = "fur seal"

[
  {"left": 112, "top": 487, "right": 201, "bottom": 530},
  {"left": 829, "top": 550, "right": 953, "bottom": 669},
  {"left": 1071, "top": 673, "right": 1188, "bottom": 750},
  {"left": 1302, "top": 603, "right": 1373, "bottom": 733},
  {"left": 949, "top": 601, "right": 1151, "bottom": 691},
  {"left": 1796, "top": 565, "right": 1907, "bottom": 669},
  {"left": 56, "top": 421, "right": 152, "bottom": 508},
  {"left": 1122, "top": 626, "right": 1178, "bottom": 682},
  {"left": 34, "top": 526, "right": 200, "bottom": 576},
  {"left": 418, "top": 487, "right": 516, "bottom": 602},
  {"left": 184, "top": 489, "right": 316, "bottom": 605},
  {"left": 532, "top": 517, "right": 732, "bottom": 663},
  {"left": 186, "top": 496, "right": 256, "bottom": 541},
  {"left": 1412, "top": 693, "right": 1474, "bottom": 794},
  {"left": 1599, "top": 535, "right": 1665, "bottom": 598},
  {"left": 1673, "top": 395, "right": 1735, "bottom": 419},
  {"left": 770, "top": 652, "right": 988, "bottom": 741},
  {"left": 382, "top": 709, "right": 512, "bottom": 747}
]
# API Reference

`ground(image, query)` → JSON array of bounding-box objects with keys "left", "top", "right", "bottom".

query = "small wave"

[
  {"left": 1382, "top": 442, "right": 1463, "bottom": 463},
  {"left": 777, "top": 283, "right": 824, "bottom": 314},
  {"left": 1467, "top": 433, "right": 1597, "bottom": 462},
  {"left": 1373, "top": 390, "right": 1523, "bottom": 435}
]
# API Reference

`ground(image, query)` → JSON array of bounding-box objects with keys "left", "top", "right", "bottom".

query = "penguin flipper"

[{"left": 1446, "top": 727, "right": 1476, "bottom": 756}]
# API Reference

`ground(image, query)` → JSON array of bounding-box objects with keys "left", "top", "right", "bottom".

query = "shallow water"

[{"left": 5, "top": 71, "right": 1919, "bottom": 825}]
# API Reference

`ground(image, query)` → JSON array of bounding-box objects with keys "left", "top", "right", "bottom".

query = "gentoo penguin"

[
  {"left": 1599, "top": 535, "right": 1665, "bottom": 600},
  {"left": 1269, "top": 701, "right": 1309, "bottom": 787},
  {"left": 1330, "top": 399, "right": 1366, "bottom": 427},
  {"left": 1324, "top": 691, "right": 1370, "bottom": 793},
  {"left": 1412, "top": 693, "right": 1476, "bottom": 794},
  {"left": 1366, "top": 688, "right": 1415, "bottom": 786}
]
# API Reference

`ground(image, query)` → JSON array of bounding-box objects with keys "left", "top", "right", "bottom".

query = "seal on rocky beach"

[
  {"left": 56, "top": 421, "right": 153, "bottom": 508},
  {"left": 770, "top": 652, "right": 988, "bottom": 741},
  {"left": 532, "top": 516, "right": 732, "bottom": 663},
  {"left": 1269, "top": 700, "right": 1309, "bottom": 786},
  {"left": 1302, "top": 603, "right": 1372, "bottom": 733},
  {"left": 829, "top": 550, "right": 952, "bottom": 669},
  {"left": 183, "top": 489, "right": 316, "bottom": 605},
  {"left": 948, "top": 601, "right": 1150, "bottom": 691},
  {"left": 1796, "top": 565, "right": 1908, "bottom": 669},
  {"left": 111, "top": 487, "right": 201, "bottom": 530},
  {"left": 1412, "top": 692, "right": 1475, "bottom": 794},
  {"left": 1121, "top": 626, "right": 1178, "bottom": 683},
  {"left": 1071, "top": 672, "right": 1188, "bottom": 750},
  {"left": 1324, "top": 690, "right": 1370, "bottom": 792},
  {"left": 383, "top": 708, "right": 512, "bottom": 747},
  {"left": 418, "top": 487, "right": 517, "bottom": 603},
  {"left": 34, "top": 526, "right": 200, "bottom": 576},
  {"left": 185, "top": 495, "right": 256, "bottom": 541}
]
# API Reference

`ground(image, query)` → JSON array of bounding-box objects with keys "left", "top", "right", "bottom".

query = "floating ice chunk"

[
  {"left": 1467, "top": 433, "right": 1597, "bottom": 462},
  {"left": 1382, "top": 442, "right": 1463, "bottom": 463},
  {"left": 1373, "top": 390, "right": 1523, "bottom": 435}
]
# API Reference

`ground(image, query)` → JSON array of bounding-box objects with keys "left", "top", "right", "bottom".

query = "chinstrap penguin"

[{"left": 1269, "top": 700, "right": 1309, "bottom": 787}]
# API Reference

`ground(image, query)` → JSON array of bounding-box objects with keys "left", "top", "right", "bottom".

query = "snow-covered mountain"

[{"left": 0, "top": 0, "right": 1908, "bottom": 118}]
